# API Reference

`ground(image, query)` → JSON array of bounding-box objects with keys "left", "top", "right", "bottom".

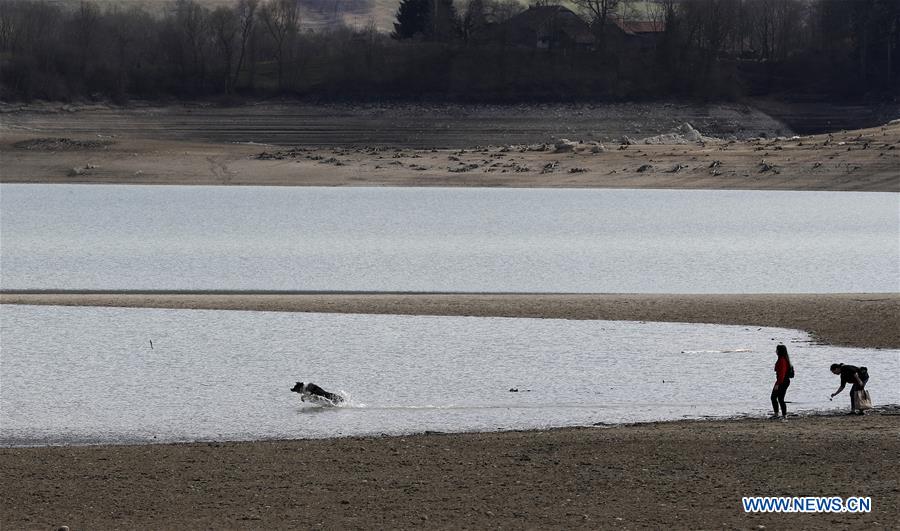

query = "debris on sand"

[
  {"left": 511, "top": 163, "right": 530, "bottom": 173},
  {"left": 15, "top": 137, "right": 114, "bottom": 151},
  {"left": 554, "top": 139, "right": 578, "bottom": 153},
  {"left": 639, "top": 123, "right": 714, "bottom": 145},
  {"left": 636, "top": 164, "right": 653, "bottom": 173},
  {"left": 758, "top": 160, "right": 780, "bottom": 174},
  {"left": 67, "top": 164, "right": 98, "bottom": 177},
  {"left": 448, "top": 163, "right": 480, "bottom": 173},
  {"left": 256, "top": 148, "right": 314, "bottom": 160},
  {"left": 541, "top": 161, "right": 559, "bottom": 174},
  {"left": 521, "top": 144, "right": 549, "bottom": 152},
  {"left": 588, "top": 142, "right": 606, "bottom": 153},
  {"left": 568, "top": 167, "right": 589, "bottom": 173},
  {"left": 667, "top": 163, "right": 689, "bottom": 173}
]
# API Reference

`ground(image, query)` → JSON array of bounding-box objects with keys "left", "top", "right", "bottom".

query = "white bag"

[{"left": 853, "top": 389, "right": 873, "bottom": 410}]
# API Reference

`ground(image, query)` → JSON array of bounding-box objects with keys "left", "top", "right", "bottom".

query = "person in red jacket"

[{"left": 770, "top": 344, "right": 793, "bottom": 419}]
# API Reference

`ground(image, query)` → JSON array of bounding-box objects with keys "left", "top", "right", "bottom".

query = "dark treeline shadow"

[{"left": 0, "top": 0, "right": 897, "bottom": 104}]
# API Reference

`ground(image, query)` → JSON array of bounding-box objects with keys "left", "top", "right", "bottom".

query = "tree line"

[{"left": 0, "top": 0, "right": 897, "bottom": 102}]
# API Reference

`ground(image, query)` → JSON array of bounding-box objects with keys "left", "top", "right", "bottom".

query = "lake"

[
  {"left": 2, "top": 305, "right": 898, "bottom": 446},
  {"left": 1, "top": 185, "right": 897, "bottom": 293}
]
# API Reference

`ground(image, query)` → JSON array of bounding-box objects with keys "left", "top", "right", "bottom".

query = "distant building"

[
  {"left": 606, "top": 17, "right": 666, "bottom": 51},
  {"left": 501, "top": 6, "right": 596, "bottom": 51}
]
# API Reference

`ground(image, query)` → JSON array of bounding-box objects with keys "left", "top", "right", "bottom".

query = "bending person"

[{"left": 830, "top": 363, "right": 869, "bottom": 415}]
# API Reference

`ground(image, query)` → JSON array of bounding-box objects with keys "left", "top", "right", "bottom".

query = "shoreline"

[
  {"left": 3, "top": 292, "right": 898, "bottom": 349},
  {"left": 4, "top": 405, "right": 897, "bottom": 449},
  {"left": 2, "top": 413, "right": 897, "bottom": 528}
]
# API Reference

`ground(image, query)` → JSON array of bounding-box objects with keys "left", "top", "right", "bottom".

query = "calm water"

[
  {"left": 1, "top": 185, "right": 897, "bottom": 293},
  {"left": 2, "top": 305, "right": 898, "bottom": 446}
]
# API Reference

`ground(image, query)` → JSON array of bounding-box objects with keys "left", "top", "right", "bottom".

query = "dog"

[{"left": 291, "top": 382, "right": 344, "bottom": 405}]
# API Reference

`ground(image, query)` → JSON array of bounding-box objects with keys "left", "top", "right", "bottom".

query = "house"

[
  {"left": 606, "top": 17, "right": 666, "bottom": 50},
  {"left": 501, "top": 6, "right": 596, "bottom": 51}
]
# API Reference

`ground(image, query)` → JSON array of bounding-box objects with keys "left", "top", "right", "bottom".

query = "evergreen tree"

[
  {"left": 393, "top": 0, "right": 461, "bottom": 42},
  {"left": 392, "top": 0, "right": 430, "bottom": 40}
]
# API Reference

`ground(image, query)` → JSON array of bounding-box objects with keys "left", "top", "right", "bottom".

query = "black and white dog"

[{"left": 291, "top": 382, "right": 344, "bottom": 405}]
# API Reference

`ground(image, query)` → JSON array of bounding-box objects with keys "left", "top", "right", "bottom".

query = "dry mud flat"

[
  {"left": 0, "top": 101, "right": 793, "bottom": 147},
  {"left": 1, "top": 414, "right": 897, "bottom": 529},
  {"left": 2, "top": 102, "right": 898, "bottom": 190}
]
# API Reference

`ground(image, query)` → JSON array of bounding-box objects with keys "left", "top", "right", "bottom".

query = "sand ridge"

[{"left": 3, "top": 292, "right": 899, "bottom": 348}]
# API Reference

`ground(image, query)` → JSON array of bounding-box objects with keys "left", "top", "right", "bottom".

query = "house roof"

[
  {"left": 506, "top": 6, "right": 596, "bottom": 45},
  {"left": 609, "top": 18, "right": 666, "bottom": 36}
]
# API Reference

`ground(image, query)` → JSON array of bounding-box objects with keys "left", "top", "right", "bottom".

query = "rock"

[
  {"left": 636, "top": 164, "right": 653, "bottom": 173},
  {"left": 554, "top": 139, "right": 578, "bottom": 153},
  {"left": 678, "top": 122, "right": 702, "bottom": 142},
  {"left": 588, "top": 142, "right": 606, "bottom": 153},
  {"left": 67, "top": 167, "right": 85, "bottom": 177},
  {"left": 758, "top": 160, "right": 779, "bottom": 174}
]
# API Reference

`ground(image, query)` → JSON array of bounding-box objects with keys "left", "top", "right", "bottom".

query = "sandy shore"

[
  {"left": 3, "top": 292, "right": 898, "bottom": 349},
  {"left": 2, "top": 106, "right": 898, "bottom": 190},
  {"left": 2, "top": 414, "right": 897, "bottom": 529}
]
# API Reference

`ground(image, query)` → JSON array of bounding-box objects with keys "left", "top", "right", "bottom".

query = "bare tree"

[
  {"left": 210, "top": 6, "right": 239, "bottom": 93},
  {"left": 106, "top": 5, "right": 156, "bottom": 98},
  {"left": 73, "top": 0, "right": 101, "bottom": 77},
  {"left": 570, "top": 0, "right": 621, "bottom": 51},
  {"left": 234, "top": 0, "right": 258, "bottom": 91},
  {"left": 259, "top": 0, "right": 300, "bottom": 91},
  {"left": 210, "top": 0, "right": 260, "bottom": 93},
  {"left": 485, "top": 0, "right": 525, "bottom": 24},
  {"left": 172, "top": 0, "right": 212, "bottom": 92},
  {"left": 0, "top": 1, "right": 17, "bottom": 52},
  {"left": 462, "top": 0, "right": 487, "bottom": 44}
]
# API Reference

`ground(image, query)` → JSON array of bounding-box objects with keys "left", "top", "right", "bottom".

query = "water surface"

[
  {"left": 2, "top": 305, "right": 897, "bottom": 446},
  {"left": 2, "top": 185, "right": 897, "bottom": 293}
]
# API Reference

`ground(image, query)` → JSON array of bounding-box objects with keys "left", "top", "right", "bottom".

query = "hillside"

[{"left": 44, "top": 0, "right": 657, "bottom": 33}]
